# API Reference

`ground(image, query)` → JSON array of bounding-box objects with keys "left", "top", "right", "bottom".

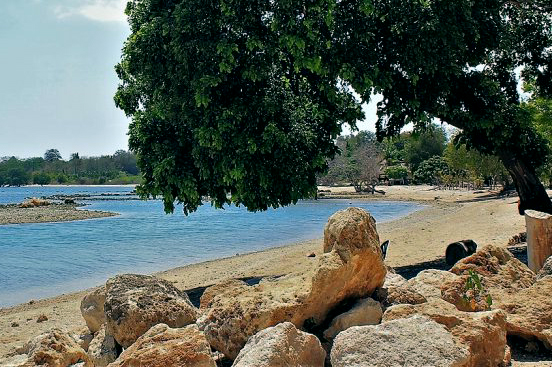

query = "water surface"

[{"left": 0, "top": 186, "right": 423, "bottom": 307}]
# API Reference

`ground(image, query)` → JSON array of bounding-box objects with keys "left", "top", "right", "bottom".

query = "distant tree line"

[
  {"left": 0, "top": 149, "right": 141, "bottom": 186},
  {"left": 318, "top": 122, "right": 550, "bottom": 192}
]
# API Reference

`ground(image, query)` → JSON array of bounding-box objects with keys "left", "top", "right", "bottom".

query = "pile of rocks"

[{"left": 8, "top": 207, "right": 552, "bottom": 366}]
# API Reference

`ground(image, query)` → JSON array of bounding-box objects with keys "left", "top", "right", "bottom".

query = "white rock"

[
  {"left": 407, "top": 269, "right": 459, "bottom": 299},
  {"left": 323, "top": 297, "right": 382, "bottom": 340}
]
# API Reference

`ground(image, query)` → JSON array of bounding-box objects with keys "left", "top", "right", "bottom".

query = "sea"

[{"left": 0, "top": 185, "right": 423, "bottom": 307}]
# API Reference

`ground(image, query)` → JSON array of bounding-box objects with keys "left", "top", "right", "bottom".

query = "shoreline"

[
  {"left": 0, "top": 186, "right": 528, "bottom": 359},
  {"left": 0, "top": 203, "right": 117, "bottom": 225}
]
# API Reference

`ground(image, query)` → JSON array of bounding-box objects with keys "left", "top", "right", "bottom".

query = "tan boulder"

[
  {"left": 494, "top": 276, "right": 552, "bottom": 349},
  {"left": 88, "top": 325, "right": 118, "bottom": 367},
  {"left": 198, "top": 207, "right": 386, "bottom": 359},
  {"left": 407, "top": 269, "right": 459, "bottom": 299},
  {"left": 104, "top": 274, "right": 198, "bottom": 348},
  {"left": 330, "top": 315, "right": 470, "bottom": 367},
  {"left": 80, "top": 287, "right": 106, "bottom": 334},
  {"left": 108, "top": 324, "right": 216, "bottom": 367},
  {"left": 537, "top": 256, "right": 552, "bottom": 280},
  {"left": 16, "top": 328, "right": 92, "bottom": 367},
  {"left": 383, "top": 299, "right": 509, "bottom": 367},
  {"left": 232, "top": 322, "right": 325, "bottom": 367},
  {"left": 441, "top": 245, "right": 536, "bottom": 311},
  {"left": 200, "top": 279, "right": 248, "bottom": 309},
  {"left": 382, "top": 271, "right": 407, "bottom": 288},
  {"left": 323, "top": 298, "right": 382, "bottom": 340}
]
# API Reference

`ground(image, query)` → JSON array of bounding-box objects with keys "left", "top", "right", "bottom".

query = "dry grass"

[{"left": 19, "top": 198, "right": 50, "bottom": 208}]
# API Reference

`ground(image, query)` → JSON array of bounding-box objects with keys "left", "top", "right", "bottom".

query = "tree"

[
  {"left": 33, "top": 172, "right": 51, "bottom": 185},
  {"left": 44, "top": 149, "right": 62, "bottom": 162},
  {"left": 333, "top": 0, "right": 552, "bottom": 214},
  {"left": 413, "top": 157, "right": 450, "bottom": 185},
  {"left": 116, "top": 0, "right": 552, "bottom": 214},
  {"left": 403, "top": 125, "right": 447, "bottom": 173}
]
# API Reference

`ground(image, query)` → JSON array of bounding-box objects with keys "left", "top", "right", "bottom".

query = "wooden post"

[{"left": 525, "top": 210, "right": 552, "bottom": 273}]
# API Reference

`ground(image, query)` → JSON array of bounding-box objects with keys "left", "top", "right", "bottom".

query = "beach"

[
  {"left": 0, "top": 185, "right": 528, "bottom": 360},
  {"left": 0, "top": 203, "right": 116, "bottom": 225}
]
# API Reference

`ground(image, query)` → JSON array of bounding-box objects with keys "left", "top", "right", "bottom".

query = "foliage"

[
  {"left": 44, "top": 149, "right": 62, "bottom": 162},
  {"left": 413, "top": 156, "right": 450, "bottom": 185},
  {"left": 320, "top": 131, "right": 383, "bottom": 192},
  {"left": 385, "top": 165, "right": 408, "bottom": 181},
  {"left": 462, "top": 270, "right": 493, "bottom": 311},
  {"left": 0, "top": 150, "right": 140, "bottom": 186},
  {"left": 403, "top": 125, "right": 447, "bottom": 173},
  {"left": 116, "top": 0, "right": 552, "bottom": 214},
  {"left": 524, "top": 96, "right": 552, "bottom": 187}
]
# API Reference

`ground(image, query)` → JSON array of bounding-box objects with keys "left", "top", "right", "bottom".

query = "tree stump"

[{"left": 525, "top": 210, "right": 552, "bottom": 273}]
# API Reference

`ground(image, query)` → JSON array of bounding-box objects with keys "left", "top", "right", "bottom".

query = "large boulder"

[
  {"left": 383, "top": 299, "right": 509, "bottom": 367},
  {"left": 232, "top": 322, "right": 325, "bottom": 367},
  {"left": 323, "top": 298, "right": 382, "bottom": 340},
  {"left": 441, "top": 245, "right": 536, "bottom": 312},
  {"left": 382, "top": 271, "right": 407, "bottom": 288},
  {"left": 494, "top": 276, "right": 552, "bottom": 349},
  {"left": 330, "top": 315, "right": 469, "bottom": 367},
  {"left": 16, "top": 328, "right": 92, "bottom": 367},
  {"left": 407, "top": 269, "right": 459, "bottom": 299},
  {"left": 104, "top": 274, "right": 198, "bottom": 348},
  {"left": 80, "top": 287, "right": 106, "bottom": 334},
  {"left": 200, "top": 279, "right": 248, "bottom": 309},
  {"left": 198, "top": 208, "right": 386, "bottom": 359},
  {"left": 107, "top": 324, "right": 216, "bottom": 367},
  {"left": 88, "top": 325, "right": 118, "bottom": 367}
]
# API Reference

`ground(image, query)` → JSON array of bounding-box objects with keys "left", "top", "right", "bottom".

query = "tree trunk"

[{"left": 499, "top": 153, "right": 552, "bottom": 215}]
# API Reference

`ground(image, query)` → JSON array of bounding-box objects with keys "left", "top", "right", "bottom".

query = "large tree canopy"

[{"left": 116, "top": 0, "right": 552, "bottom": 214}]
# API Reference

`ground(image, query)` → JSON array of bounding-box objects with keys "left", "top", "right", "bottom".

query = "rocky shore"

[
  {"left": 0, "top": 202, "right": 117, "bottom": 225},
  {"left": 2, "top": 207, "right": 552, "bottom": 366}
]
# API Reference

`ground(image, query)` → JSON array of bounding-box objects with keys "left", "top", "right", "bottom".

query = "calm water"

[{"left": 0, "top": 186, "right": 422, "bottom": 307}]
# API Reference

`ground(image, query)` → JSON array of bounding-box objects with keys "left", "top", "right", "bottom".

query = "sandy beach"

[
  {"left": 0, "top": 203, "right": 116, "bottom": 225},
  {"left": 0, "top": 185, "right": 530, "bottom": 361}
]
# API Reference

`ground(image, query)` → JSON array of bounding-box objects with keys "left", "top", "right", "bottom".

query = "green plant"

[{"left": 462, "top": 270, "right": 493, "bottom": 311}]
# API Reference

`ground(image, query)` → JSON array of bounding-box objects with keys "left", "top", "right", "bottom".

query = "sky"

[
  {"left": 0, "top": 0, "right": 381, "bottom": 160},
  {"left": 0, "top": 0, "right": 130, "bottom": 160}
]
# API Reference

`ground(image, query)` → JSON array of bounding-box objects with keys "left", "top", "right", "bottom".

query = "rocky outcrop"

[
  {"left": 448, "top": 245, "right": 535, "bottom": 290},
  {"left": 198, "top": 207, "right": 386, "bottom": 359},
  {"left": 383, "top": 299, "right": 509, "bottom": 367},
  {"left": 441, "top": 245, "right": 536, "bottom": 312},
  {"left": 88, "top": 325, "right": 118, "bottom": 367},
  {"left": 407, "top": 269, "right": 459, "bottom": 299},
  {"left": 494, "top": 276, "right": 552, "bottom": 349},
  {"left": 323, "top": 298, "right": 382, "bottom": 340},
  {"left": 537, "top": 256, "right": 552, "bottom": 280},
  {"left": 80, "top": 287, "right": 106, "bottom": 334},
  {"left": 16, "top": 328, "right": 92, "bottom": 367},
  {"left": 104, "top": 274, "right": 198, "bottom": 348},
  {"left": 330, "top": 315, "right": 469, "bottom": 367},
  {"left": 232, "top": 322, "right": 325, "bottom": 367},
  {"left": 108, "top": 324, "right": 216, "bottom": 367}
]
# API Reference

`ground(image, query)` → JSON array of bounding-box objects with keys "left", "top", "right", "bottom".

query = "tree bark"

[{"left": 499, "top": 152, "right": 552, "bottom": 215}]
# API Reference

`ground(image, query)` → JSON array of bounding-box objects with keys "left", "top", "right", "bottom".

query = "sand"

[
  {"left": 0, "top": 203, "right": 116, "bottom": 225},
  {"left": 0, "top": 185, "right": 533, "bottom": 362}
]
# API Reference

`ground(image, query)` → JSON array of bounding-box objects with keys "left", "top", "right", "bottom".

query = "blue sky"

[
  {"left": 0, "top": 0, "right": 130, "bottom": 159},
  {"left": 0, "top": 0, "right": 383, "bottom": 160}
]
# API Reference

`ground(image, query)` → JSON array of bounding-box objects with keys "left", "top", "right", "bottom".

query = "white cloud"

[{"left": 54, "top": 0, "right": 127, "bottom": 23}]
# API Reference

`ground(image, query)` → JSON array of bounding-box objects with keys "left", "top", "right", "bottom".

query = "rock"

[
  {"left": 73, "top": 332, "right": 94, "bottom": 352},
  {"left": 36, "top": 314, "right": 48, "bottom": 323},
  {"left": 80, "top": 287, "right": 106, "bottom": 333},
  {"left": 88, "top": 325, "right": 118, "bottom": 367},
  {"left": 383, "top": 299, "right": 509, "bottom": 367},
  {"left": 232, "top": 322, "right": 325, "bottom": 367},
  {"left": 382, "top": 271, "right": 407, "bottom": 288},
  {"left": 330, "top": 315, "right": 469, "bottom": 367},
  {"left": 307, "top": 252, "right": 316, "bottom": 258},
  {"left": 323, "top": 298, "right": 382, "bottom": 340},
  {"left": 374, "top": 286, "right": 427, "bottom": 309},
  {"left": 441, "top": 245, "right": 536, "bottom": 311},
  {"left": 537, "top": 256, "right": 552, "bottom": 280},
  {"left": 198, "top": 207, "right": 386, "bottom": 359},
  {"left": 494, "top": 276, "right": 552, "bottom": 349},
  {"left": 104, "top": 274, "right": 198, "bottom": 348},
  {"left": 18, "top": 328, "right": 92, "bottom": 366},
  {"left": 200, "top": 279, "right": 248, "bottom": 310},
  {"left": 108, "top": 324, "right": 216, "bottom": 367},
  {"left": 11, "top": 322, "right": 19, "bottom": 327},
  {"left": 407, "top": 269, "right": 459, "bottom": 299}
]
